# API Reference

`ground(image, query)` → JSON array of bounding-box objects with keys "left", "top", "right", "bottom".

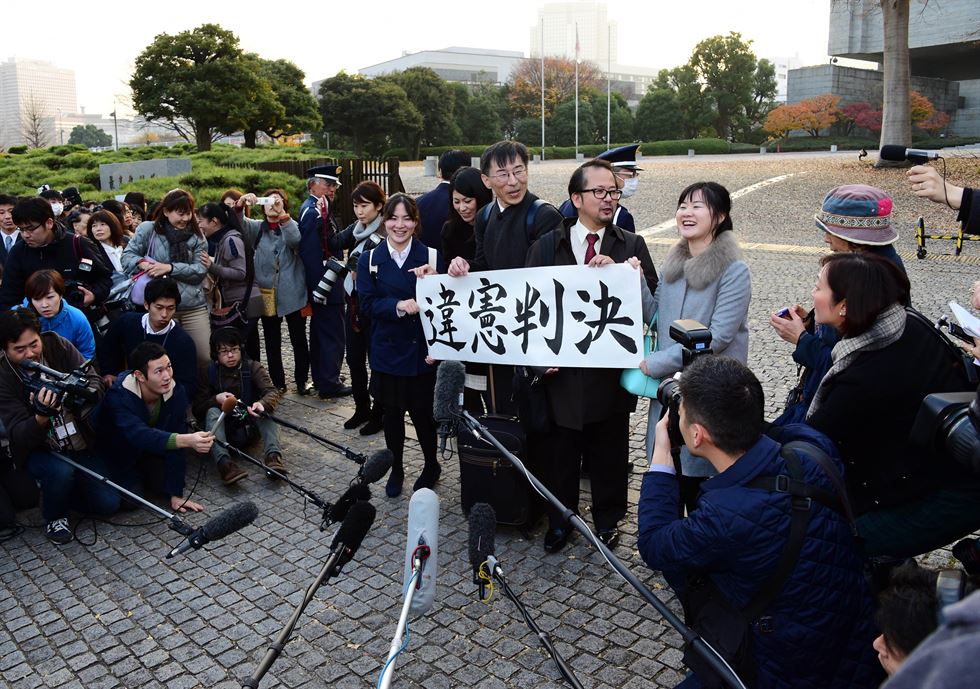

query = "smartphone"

[
  {"left": 776, "top": 307, "right": 792, "bottom": 320},
  {"left": 252, "top": 196, "right": 276, "bottom": 206}
]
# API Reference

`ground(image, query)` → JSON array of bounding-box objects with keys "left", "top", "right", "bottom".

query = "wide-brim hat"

[
  {"left": 306, "top": 164, "right": 343, "bottom": 186},
  {"left": 814, "top": 184, "right": 898, "bottom": 246}
]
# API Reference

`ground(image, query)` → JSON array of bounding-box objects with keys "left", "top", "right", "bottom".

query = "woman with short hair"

[{"left": 22, "top": 269, "right": 96, "bottom": 360}]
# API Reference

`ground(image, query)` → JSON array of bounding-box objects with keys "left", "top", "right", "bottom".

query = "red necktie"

[{"left": 584, "top": 233, "right": 599, "bottom": 264}]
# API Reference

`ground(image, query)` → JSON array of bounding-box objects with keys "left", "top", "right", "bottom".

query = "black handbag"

[{"left": 512, "top": 365, "right": 551, "bottom": 434}]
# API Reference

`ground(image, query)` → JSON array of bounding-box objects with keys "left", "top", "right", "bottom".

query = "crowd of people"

[{"left": 1, "top": 141, "right": 980, "bottom": 687}]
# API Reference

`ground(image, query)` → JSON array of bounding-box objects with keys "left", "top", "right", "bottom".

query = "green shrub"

[
  {"left": 7, "top": 146, "right": 28, "bottom": 155},
  {"left": 772, "top": 137, "right": 876, "bottom": 152},
  {"left": 117, "top": 166, "right": 307, "bottom": 208}
]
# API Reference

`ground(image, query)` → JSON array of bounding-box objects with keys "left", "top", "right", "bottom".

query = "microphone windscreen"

[
  {"left": 404, "top": 488, "right": 439, "bottom": 616},
  {"left": 879, "top": 145, "right": 908, "bottom": 162},
  {"left": 360, "top": 449, "right": 394, "bottom": 484},
  {"left": 433, "top": 360, "right": 466, "bottom": 422},
  {"left": 331, "top": 500, "right": 376, "bottom": 557},
  {"left": 468, "top": 503, "right": 497, "bottom": 570},
  {"left": 220, "top": 395, "right": 239, "bottom": 415},
  {"left": 201, "top": 501, "right": 258, "bottom": 541}
]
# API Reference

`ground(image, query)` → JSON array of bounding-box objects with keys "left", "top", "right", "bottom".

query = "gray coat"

[
  {"left": 122, "top": 221, "right": 208, "bottom": 311},
  {"left": 641, "top": 231, "right": 752, "bottom": 472},
  {"left": 239, "top": 215, "right": 307, "bottom": 317}
]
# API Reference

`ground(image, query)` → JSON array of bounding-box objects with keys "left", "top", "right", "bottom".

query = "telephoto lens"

[{"left": 312, "top": 257, "right": 347, "bottom": 304}]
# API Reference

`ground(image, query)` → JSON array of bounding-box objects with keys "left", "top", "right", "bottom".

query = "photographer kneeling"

[
  {"left": 638, "top": 356, "right": 879, "bottom": 688},
  {"left": 0, "top": 310, "right": 119, "bottom": 544}
]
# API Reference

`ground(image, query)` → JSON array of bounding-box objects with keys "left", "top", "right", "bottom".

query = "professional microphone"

[
  {"left": 328, "top": 500, "right": 376, "bottom": 574},
  {"left": 468, "top": 502, "right": 497, "bottom": 598},
  {"left": 209, "top": 395, "right": 239, "bottom": 438},
  {"left": 404, "top": 487, "right": 439, "bottom": 616},
  {"left": 880, "top": 145, "right": 941, "bottom": 163},
  {"left": 433, "top": 360, "right": 466, "bottom": 453},
  {"left": 167, "top": 500, "right": 258, "bottom": 558},
  {"left": 327, "top": 449, "right": 393, "bottom": 523}
]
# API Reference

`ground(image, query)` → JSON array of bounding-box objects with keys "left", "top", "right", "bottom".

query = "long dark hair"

[
  {"left": 197, "top": 202, "right": 242, "bottom": 233},
  {"left": 87, "top": 209, "right": 126, "bottom": 248},
  {"left": 446, "top": 167, "right": 492, "bottom": 233},
  {"left": 152, "top": 189, "right": 201, "bottom": 237}
]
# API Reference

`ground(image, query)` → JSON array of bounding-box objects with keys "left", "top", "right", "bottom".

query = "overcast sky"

[{"left": 6, "top": 0, "right": 843, "bottom": 117}]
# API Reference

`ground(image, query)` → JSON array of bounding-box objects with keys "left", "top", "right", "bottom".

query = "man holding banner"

[{"left": 525, "top": 159, "right": 658, "bottom": 552}]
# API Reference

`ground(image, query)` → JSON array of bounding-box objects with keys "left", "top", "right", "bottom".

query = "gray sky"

[{"left": 9, "top": 0, "right": 841, "bottom": 117}]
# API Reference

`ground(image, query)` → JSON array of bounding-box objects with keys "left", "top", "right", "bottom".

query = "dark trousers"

[
  {"left": 27, "top": 450, "right": 120, "bottom": 522},
  {"left": 244, "top": 318, "right": 261, "bottom": 362},
  {"left": 383, "top": 376, "right": 438, "bottom": 476},
  {"left": 345, "top": 302, "right": 380, "bottom": 417},
  {"left": 544, "top": 413, "right": 630, "bottom": 531},
  {"left": 310, "top": 302, "right": 345, "bottom": 393},
  {"left": 0, "top": 465, "right": 40, "bottom": 526},
  {"left": 261, "top": 310, "right": 309, "bottom": 389}
]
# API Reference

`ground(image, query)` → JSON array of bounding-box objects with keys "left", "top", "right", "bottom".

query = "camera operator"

[
  {"left": 638, "top": 356, "right": 879, "bottom": 688},
  {"left": 99, "top": 341, "right": 211, "bottom": 513},
  {"left": 0, "top": 309, "right": 118, "bottom": 545},
  {"left": 0, "top": 198, "right": 112, "bottom": 317},
  {"left": 798, "top": 252, "right": 978, "bottom": 558}
]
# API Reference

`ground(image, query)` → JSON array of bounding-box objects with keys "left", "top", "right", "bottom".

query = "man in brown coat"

[
  {"left": 525, "top": 159, "right": 658, "bottom": 552},
  {"left": 193, "top": 327, "right": 283, "bottom": 484}
]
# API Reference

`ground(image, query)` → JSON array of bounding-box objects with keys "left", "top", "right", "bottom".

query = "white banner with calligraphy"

[{"left": 416, "top": 264, "right": 643, "bottom": 368}]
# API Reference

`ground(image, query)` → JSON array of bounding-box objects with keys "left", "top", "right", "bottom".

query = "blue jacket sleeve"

[
  {"left": 356, "top": 251, "right": 402, "bottom": 322},
  {"left": 69, "top": 306, "right": 96, "bottom": 360},
  {"left": 793, "top": 331, "right": 832, "bottom": 369}
]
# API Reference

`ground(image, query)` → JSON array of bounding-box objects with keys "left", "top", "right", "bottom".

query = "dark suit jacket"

[
  {"left": 525, "top": 218, "right": 659, "bottom": 431},
  {"left": 416, "top": 182, "right": 451, "bottom": 250},
  {"left": 0, "top": 232, "right": 20, "bottom": 269}
]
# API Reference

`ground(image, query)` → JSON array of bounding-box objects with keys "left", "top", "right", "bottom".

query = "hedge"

[{"left": 384, "top": 138, "right": 750, "bottom": 161}]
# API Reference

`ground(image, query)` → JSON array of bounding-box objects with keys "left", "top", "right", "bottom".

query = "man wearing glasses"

[
  {"left": 0, "top": 197, "right": 112, "bottom": 313},
  {"left": 558, "top": 144, "right": 642, "bottom": 233},
  {"left": 525, "top": 159, "right": 658, "bottom": 553}
]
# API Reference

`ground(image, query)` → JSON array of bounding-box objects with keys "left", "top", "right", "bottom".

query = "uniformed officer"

[
  {"left": 298, "top": 165, "right": 351, "bottom": 399},
  {"left": 558, "top": 144, "right": 643, "bottom": 232}
]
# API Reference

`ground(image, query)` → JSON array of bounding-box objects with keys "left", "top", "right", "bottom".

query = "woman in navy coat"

[{"left": 356, "top": 194, "right": 445, "bottom": 498}]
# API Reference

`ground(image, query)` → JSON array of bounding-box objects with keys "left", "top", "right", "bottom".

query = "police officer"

[
  {"left": 298, "top": 165, "right": 351, "bottom": 399},
  {"left": 558, "top": 144, "right": 643, "bottom": 232}
]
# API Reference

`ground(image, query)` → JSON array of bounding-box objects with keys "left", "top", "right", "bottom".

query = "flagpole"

[
  {"left": 606, "top": 24, "right": 611, "bottom": 146},
  {"left": 540, "top": 17, "right": 546, "bottom": 162},
  {"left": 574, "top": 22, "right": 579, "bottom": 157}
]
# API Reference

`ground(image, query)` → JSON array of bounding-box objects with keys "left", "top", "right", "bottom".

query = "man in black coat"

[
  {"left": 416, "top": 149, "right": 470, "bottom": 249},
  {"left": 0, "top": 198, "right": 112, "bottom": 312},
  {"left": 525, "top": 159, "right": 658, "bottom": 552},
  {"left": 0, "top": 194, "right": 19, "bottom": 269}
]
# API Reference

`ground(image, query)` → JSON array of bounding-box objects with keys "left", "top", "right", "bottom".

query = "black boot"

[
  {"left": 344, "top": 406, "right": 371, "bottom": 430},
  {"left": 359, "top": 407, "right": 384, "bottom": 436}
]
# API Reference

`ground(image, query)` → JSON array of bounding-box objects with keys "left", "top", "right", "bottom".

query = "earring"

[{"left": 839, "top": 309, "right": 846, "bottom": 316}]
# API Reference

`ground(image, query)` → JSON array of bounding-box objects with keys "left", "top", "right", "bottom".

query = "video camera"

[
  {"left": 19, "top": 358, "right": 98, "bottom": 413},
  {"left": 910, "top": 386, "right": 980, "bottom": 473},
  {"left": 656, "top": 320, "right": 713, "bottom": 451},
  {"left": 312, "top": 232, "right": 384, "bottom": 304}
]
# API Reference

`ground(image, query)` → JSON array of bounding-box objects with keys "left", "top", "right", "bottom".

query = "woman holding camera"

[
  {"left": 234, "top": 189, "right": 311, "bottom": 395},
  {"left": 356, "top": 193, "right": 443, "bottom": 498},
  {"left": 800, "top": 252, "right": 978, "bottom": 558},
  {"left": 639, "top": 182, "right": 751, "bottom": 513},
  {"left": 326, "top": 181, "right": 387, "bottom": 434},
  {"left": 122, "top": 189, "right": 211, "bottom": 363}
]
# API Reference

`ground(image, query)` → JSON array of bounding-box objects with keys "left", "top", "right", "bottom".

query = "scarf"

[
  {"left": 159, "top": 221, "right": 194, "bottom": 264},
  {"left": 805, "top": 303, "right": 907, "bottom": 420},
  {"left": 659, "top": 231, "right": 743, "bottom": 290}
]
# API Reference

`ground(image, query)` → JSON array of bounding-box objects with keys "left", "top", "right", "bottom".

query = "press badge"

[
  {"left": 79, "top": 258, "right": 93, "bottom": 273},
  {"left": 53, "top": 420, "right": 77, "bottom": 440}
]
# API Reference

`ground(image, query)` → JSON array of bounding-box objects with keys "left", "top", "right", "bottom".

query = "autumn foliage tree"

[
  {"left": 764, "top": 95, "right": 841, "bottom": 138},
  {"left": 508, "top": 57, "right": 602, "bottom": 121}
]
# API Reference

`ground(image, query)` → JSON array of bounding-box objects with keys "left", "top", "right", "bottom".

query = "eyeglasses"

[
  {"left": 489, "top": 167, "right": 528, "bottom": 183},
  {"left": 216, "top": 347, "right": 239, "bottom": 356},
  {"left": 579, "top": 188, "right": 624, "bottom": 200},
  {"left": 18, "top": 223, "right": 46, "bottom": 234}
]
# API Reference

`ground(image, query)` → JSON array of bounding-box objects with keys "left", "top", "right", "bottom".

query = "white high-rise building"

[
  {"left": 0, "top": 57, "right": 78, "bottom": 149},
  {"left": 771, "top": 55, "right": 804, "bottom": 102},
  {"left": 530, "top": 1, "right": 618, "bottom": 64}
]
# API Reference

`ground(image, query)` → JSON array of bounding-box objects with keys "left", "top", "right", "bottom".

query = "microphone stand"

[
  {"left": 243, "top": 545, "right": 350, "bottom": 689},
  {"left": 458, "top": 411, "right": 747, "bottom": 689},
  {"left": 378, "top": 550, "right": 427, "bottom": 689},
  {"left": 260, "top": 410, "right": 365, "bottom": 465},
  {"left": 486, "top": 557, "right": 583, "bottom": 689},
  {"left": 49, "top": 451, "right": 194, "bottom": 539}
]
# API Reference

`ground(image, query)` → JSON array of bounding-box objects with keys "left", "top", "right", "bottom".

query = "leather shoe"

[
  {"left": 218, "top": 460, "right": 247, "bottom": 486},
  {"left": 264, "top": 452, "right": 287, "bottom": 475},
  {"left": 385, "top": 470, "right": 404, "bottom": 498},
  {"left": 296, "top": 381, "right": 314, "bottom": 396},
  {"left": 543, "top": 527, "right": 569, "bottom": 553},
  {"left": 359, "top": 416, "right": 383, "bottom": 436},
  {"left": 344, "top": 408, "right": 371, "bottom": 430},
  {"left": 318, "top": 385, "right": 353, "bottom": 400},
  {"left": 596, "top": 527, "right": 620, "bottom": 548},
  {"left": 413, "top": 463, "right": 442, "bottom": 492}
]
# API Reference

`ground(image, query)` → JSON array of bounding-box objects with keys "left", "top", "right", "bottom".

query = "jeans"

[
  {"left": 27, "top": 449, "right": 120, "bottom": 522},
  {"left": 205, "top": 407, "right": 281, "bottom": 463}
]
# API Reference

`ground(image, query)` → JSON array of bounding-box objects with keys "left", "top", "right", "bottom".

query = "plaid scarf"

[{"left": 806, "top": 303, "right": 907, "bottom": 420}]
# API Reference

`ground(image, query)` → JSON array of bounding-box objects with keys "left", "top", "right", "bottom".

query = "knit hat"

[{"left": 814, "top": 184, "right": 898, "bottom": 246}]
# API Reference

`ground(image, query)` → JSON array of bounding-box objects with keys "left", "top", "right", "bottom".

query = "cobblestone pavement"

[{"left": 2, "top": 153, "right": 978, "bottom": 688}]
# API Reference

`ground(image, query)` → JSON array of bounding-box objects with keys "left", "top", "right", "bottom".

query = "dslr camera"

[
  {"left": 19, "top": 359, "right": 98, "bottom": 414},
  {"left": 311, "top": 232, "right": 384, "bottom": 304},
  {"left": 656, "top": 320, "right": 713, "bottom": 450}
]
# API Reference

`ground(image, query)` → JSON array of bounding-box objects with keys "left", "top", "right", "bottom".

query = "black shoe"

[
  {"left": 318, "top": 385, "right": 353, "bottom": 400},
  {"left": 596, "top": 527, "right": 620, "bottom": 549},
  {"left": 413, "top": 463, "right": 442, "bottom": 492},
  {"left": 344, "top": 408, "right": 371, "bottom": 430},
  {"left": 45, "top": 518, "right": 73, "bottom": 545},
  {"left": 385, "top": 470, "right": 404, "bottom": 498},
  {"left": 543, "top": 527, "right": 569, "bottom": 553},
  {"left": 359, "top": 416, "right": 383, "bottom": 436},
  {"left": 296, "top": 382, "right": 314, "bottom": 396},
  {"left": 953, "top": 538, "right": 980, "bottom": 576}
]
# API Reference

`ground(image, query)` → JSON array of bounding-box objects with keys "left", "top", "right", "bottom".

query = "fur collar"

[{"left": 660, "top": 231, "right": 743, "bottom": 290}]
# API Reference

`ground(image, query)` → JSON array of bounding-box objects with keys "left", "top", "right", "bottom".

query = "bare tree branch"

[{"left": 21, "top": 93, "right": 49, "bottom": 149}]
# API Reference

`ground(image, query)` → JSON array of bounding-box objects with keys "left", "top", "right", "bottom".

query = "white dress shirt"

[{"left": 570, "top": 221, "right": 604, "bottom": 265}]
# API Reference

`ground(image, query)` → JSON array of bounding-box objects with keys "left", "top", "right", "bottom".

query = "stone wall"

[{"left": 98, "top": 158, "right": 192, "bottom": 192}]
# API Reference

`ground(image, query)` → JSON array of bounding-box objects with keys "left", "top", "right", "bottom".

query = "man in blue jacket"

[
  {"left": 101, "top": 341, "right": 213, "bottom": 513},
  {"left": 298, "top": 165, "right": 351, "bottom": 399},
  {"left": 638, "top": 356, "right": 879, "bottom": 688}
]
